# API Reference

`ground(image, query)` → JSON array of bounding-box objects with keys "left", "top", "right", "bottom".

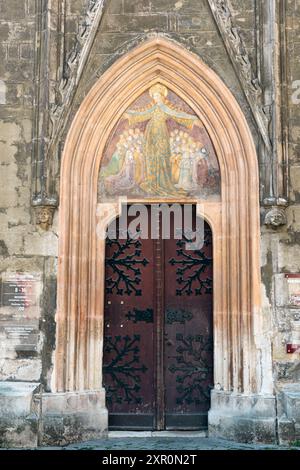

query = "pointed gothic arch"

[{"left": 50, "top": 37, "right": 276, "bottom": 442}]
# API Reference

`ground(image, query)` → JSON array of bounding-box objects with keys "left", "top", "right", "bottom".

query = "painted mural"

[{"left": 98, "top": 84, "right": 220, "bottom": 200}]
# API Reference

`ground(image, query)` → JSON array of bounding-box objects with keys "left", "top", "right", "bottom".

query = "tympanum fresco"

[{"left": 98, "top": 84, "right": 220, "bottom": 200}]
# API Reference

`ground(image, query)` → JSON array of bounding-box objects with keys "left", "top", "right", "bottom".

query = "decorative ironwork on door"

[{"left": 103, "top": 205, "right": 213, "bottom": 430}]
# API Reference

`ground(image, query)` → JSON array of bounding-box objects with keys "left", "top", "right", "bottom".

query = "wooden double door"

[{"left": 103, "top": 205, "right": 213, "bottom": 430}]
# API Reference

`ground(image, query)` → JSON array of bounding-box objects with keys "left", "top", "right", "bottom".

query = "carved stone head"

[
  {"left": 35, "top": 206, "right": 55, "bottom": 230},
  {"left": 264, "top": 208, "right": 287, "bottom": 227}
]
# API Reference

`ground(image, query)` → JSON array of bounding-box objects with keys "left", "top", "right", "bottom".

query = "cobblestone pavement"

[{"left": 39, "top": 433, "right": 298, "bottom": 451}]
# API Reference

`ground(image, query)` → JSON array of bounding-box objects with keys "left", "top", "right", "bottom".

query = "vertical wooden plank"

[
  {"left": 163, "top": 207, "right": 214, "bottom": 429},
  {"left": 153, "top": 218, "right": 165, "bottom": 430}
]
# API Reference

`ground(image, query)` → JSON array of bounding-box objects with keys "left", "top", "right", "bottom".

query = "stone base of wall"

[
  {"left": 5, "top": 384, "right": 300, "bottom": 447},
  {"left": 0, "top": 383, "right": 108, "bottom": 448},
  {"left": 208, "top": 390, "right": 277, "bottom": 444},
  {"left": 40, "top": 390, "right": 108, "bottom": 446},
  {"left": 0, "top": 382, "right": 41, "bottom": 448},
  {"left": 277, "top": 384, "right": 300, "bottom": 445}
]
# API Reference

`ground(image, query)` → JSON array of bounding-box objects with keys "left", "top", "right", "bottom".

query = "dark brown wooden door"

[
  {"left": 103, "top": 208, "right": 156, "bottom": 430},
  {"left": 103, "top": 205, "right": 213, "bottom": 430},
  {"left": 164, "top": 211, "right": 213, "bottom": 429}
]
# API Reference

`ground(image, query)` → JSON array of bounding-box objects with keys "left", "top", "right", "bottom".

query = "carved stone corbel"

[
  {"left": 34, "top": 204, "right": 57, "bottom": 231},
  {"left": 264, "top": 205, "right": 287, "bottom": 228}
]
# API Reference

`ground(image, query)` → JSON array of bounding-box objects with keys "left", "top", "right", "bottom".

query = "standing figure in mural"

[
  {"left": 176, "top": 149, "right": 195, "bottom": 191},
  {"left": 192, "top": 146, "right": 209, "bottom": 189},
  {"left": 100, "top": 129, "right": 144, "bottom": 195},
  {"left": 194, "top": 147, "right": 209, "bottom": 190},
  {"left": 124, "top": 84, "right": 200, "bottom": 196},
  {"left": 175, "top": 138, "right": 201, "bottom": 192},
  {"left": 104, "top": 150, "right": 137, "bottom": 195},
  {"left": 169, "top": 133, "right": 209, "bottom": 193}
]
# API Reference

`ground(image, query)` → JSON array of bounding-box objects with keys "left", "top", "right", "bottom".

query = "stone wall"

[
  {"left": 71, "top": 0, "right": 256, "bottom": 146},
  {"left": 0, "top": 0, "right": 299, "bottom": 447},
  {"left": 0, "top": 0, "right": 95, "bottom": 392},
  {"left": 0, "top": 0, "right": 57, "bottom": 389}
]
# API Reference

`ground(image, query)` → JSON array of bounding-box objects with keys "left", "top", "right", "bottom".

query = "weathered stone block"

[
  {"left": 107, "top": 0, "right": 124, "bottom": 15},
  {"left": 26, "top": 0, "right": 36, "bottom": 17},
  {"left": 0, "top": 240, "right": 9, "bottom": 257},
  {"left": 24, "top": 230, "right": 58, "bottom": 257},
  {"left": 0, "top": 359, "right": 42, "bottom": 382},
  {"left": 4, "top": 60, "right": 34, "bottom": 81},
  {"left": 0, "top": 226, "right": 25, "bottom": 256},
  {"left": 20, "top": 44, "right": 33, "bottom": 60},
  {"left": 290, "top": 167, "right": 300, "bottom": 201},
  {"left": 286, "top": 206, "right": 300, "bottom": 231},
  {"left": 289, "top": 143, "right": 300, "bottom": 164},
  {"left": 208, "top": 390, "right": 277, "bottom": 444},
  {"left": 0, "top": 22, "right": 10, "bottom": 41},
  {"left": 177, "top": 14, "right": 214, "bottom": 32},
  {"left": 0, "top": 43, "right": 7, "bottom": 61},
  {"left": 124, "top": 0, "right": 207, "bottom": 14},
  {"left": 8, "top": 44, "right": 19, "bottom": 60},
  {"left": 0, "top": 163, "right": 20, "bottom": 207},
  {"left": 40, "top": 390, "right": 108, "bottom": 446},
  {"left": 278, "top": 384, "right": 300, "bottom": 444},
  {"left": 278, "top": 417, "right": 296, "bottom": 445},
  {"left": 0, "top": 141, "right": 18, "bottom": 166},
  {"left": 0, "top": 120, "right": 22, "bottom": 143},
  {"left": 65, "top": 0, "right": 86, "bottom": 15},
  {"left": 0, "top": 381, "right": 40, "bottom": 448},
  {"left": 0, "top": 1, "right": 26, "bottom": 20},
  {"left": 123, "top": 0, "right": 151, "bottom": 14},
  {"left": 274, "top": 274, "right": 289, "bottom": 307},
  {"left": 101, "top": 13, "right": 168, "bottom": 33},
  {"left": 92, "top": 32, "right": 138, "bottom": 54},
  {"left": 9, "top": 22, "right": 35, "bottom": 42},
  {"left": 5, "top": 82, "right": 24, "bottom": 106},
  {"left": 278, "top": 241, "right": 300, "bottom": 272},
  {"left": 178, "top": 31, "right": 222, "bottom": 49}
]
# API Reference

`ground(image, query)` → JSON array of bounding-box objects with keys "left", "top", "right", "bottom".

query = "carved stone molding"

[
  {"left": 54, "top": 38, "right": 270, "bottom": 403},
  {"left": 32, "top": 0, "right": 107, "bottom": 211},
  {"left": 49, "top": 0, "right": 106, "bottom": 159},
  {"left": 32, "top": 0, "right": 66, "bottom": 208},
  {"left": 258, "top": 0, "right": 289, "bottom": 207},
  {"left": 50, "top": 0, "right": 106, "bottom": 119},
  {"left": 32, "top": 0, "right": 288, "bottom": 219},
  {"left": 207, "top": 0, "right": 272, "bottom": 152}
]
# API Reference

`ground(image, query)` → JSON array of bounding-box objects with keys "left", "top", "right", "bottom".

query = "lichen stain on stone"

[
  {"left": 40, "top": 276, "right": 57, "bottom": 392},
  {"left": 261, "top": 249, "right": 273, "bottom": 301},
  {"left": 292, "top": 191, "right": 300, "bottom": 204},
  {"left": 280, "top": 229, "right": 300, "bottom": 246},
  {"left": 0, "top": 240, "right": 9, "bottom": 257},
  {"left": 0, "top": 80, "right": 7, "bottom": 105},
  {"left": 175, "top": 1, "right": 184, "bottom": 10}
]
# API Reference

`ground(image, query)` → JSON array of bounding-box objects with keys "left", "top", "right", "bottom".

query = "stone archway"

[{"left": 43, "top": 37, "right": 276, "bottom": 444}]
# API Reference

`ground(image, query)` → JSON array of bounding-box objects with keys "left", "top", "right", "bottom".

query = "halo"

[{"left": 149, "top": 83, "right": 168, "bottom": 98}]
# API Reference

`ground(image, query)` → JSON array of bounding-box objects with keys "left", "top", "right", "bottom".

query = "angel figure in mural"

[{"left": 124, "top": 84, "right": 200, "bottom": 196}]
